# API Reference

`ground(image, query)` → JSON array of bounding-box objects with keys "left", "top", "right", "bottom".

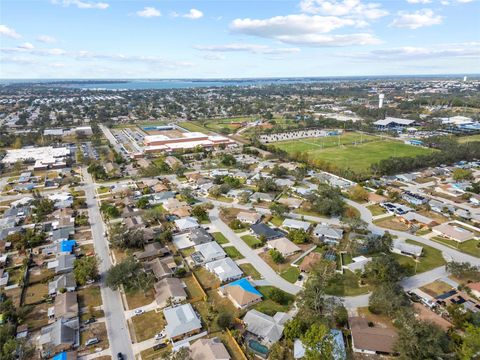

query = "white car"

[{"left": 133, "top": 309, "right": 144, "bottom": 316}]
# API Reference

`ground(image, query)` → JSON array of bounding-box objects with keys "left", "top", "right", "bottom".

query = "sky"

[{"left": 0, "top": 0, "right": 479, "bottom": 79}]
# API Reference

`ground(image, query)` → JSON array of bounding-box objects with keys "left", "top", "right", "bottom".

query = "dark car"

[
  {"left": 153, "top": 343, "right": 167, "bottom": 351},
  {"left": 84, "top": 317, "right": 96, "bottom": 325},
  {"left": 117, "top": 353, "right": 124, "bottom": 360}
]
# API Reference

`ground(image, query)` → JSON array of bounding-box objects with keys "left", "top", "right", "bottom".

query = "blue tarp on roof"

[
  {"left": 60, "top": 240, "right": 76, "bottom": 253},
  {"left": 52, "top": 352, "right": 67, "bottom": 360},
  {"left": 224, "top": 278, "right": 262, "bottom": 297}
]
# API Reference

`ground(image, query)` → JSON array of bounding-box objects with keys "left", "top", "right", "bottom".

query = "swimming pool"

[{"left": 248, "top": 339, "right": 269, "bottom": 357}]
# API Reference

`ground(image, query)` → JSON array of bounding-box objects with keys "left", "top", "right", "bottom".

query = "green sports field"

[{"left": 271, "top": 133, "right": 435, "bottom": 173}]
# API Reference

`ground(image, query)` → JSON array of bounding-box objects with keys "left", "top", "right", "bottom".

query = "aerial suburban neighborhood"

[{"left": 0, "top": 75, "right": 479, "bottom": 360}]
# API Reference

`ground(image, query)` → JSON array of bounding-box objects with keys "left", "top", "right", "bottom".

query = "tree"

[
  {"left": 458, "top": 323, "right": 480, "bottom": 360},
  {"left": 271, "top": 165, "right": 288, "bottom": 177},
  {"left": 395, "top": 319, "right": 451, "bottom": 360},
  {"left": 136, "top": 196, "right": 150, "bottom": 209},
  {"left": 270, "top": 203, "right": 289, "bottom": 217},
  {"left": 220, "top": 154, "right": 236, "bottom": 166},
  {"left": 73, "top": 256, "right": 99, "bottom": 285},
  {"left": 349, "top": 185, "right": 370, "bottom": 202},
  {"left": 364, "top": 255, "right": 404, "bottom": 284},
  {"left": 368, "top": 282, "right": 410, "bottom": 316},
  {"left": 191, "top": 205, "right": 208, "bottom": 222},
  {"left": 32, "top": 198, "right": 55, "bottom": 222},
  {"left": 105, "top": 257, "right": 153, "bottom": 292},
  {"left": 270, "top": 249, "right": 285, "bottom": 264},
  {"left": 109, "top": 225, "right": 145, "bottom": 249},
  {"left": 287, "top": 228, "right": 309, "bottom": 244},
  {"left": 100, "top": 203, "right": 120, "bottom": 219},
  {"left": 301, "top": 322, "right": 333, "bottom": 360},
  {"left": 446, "top": 261, "right": 480, "bottom": 281},
  {"left": 284, "top": 318, "right": 309, "bottom": 340},
  {"left": 268, "top": 287, "right": 290, "bottom": 305},
  {"left": 216, "top": 311, "right": 233, "bottom": 329},
  {"left": 307, "top": 185, "right": 345, "bottom": 217}
]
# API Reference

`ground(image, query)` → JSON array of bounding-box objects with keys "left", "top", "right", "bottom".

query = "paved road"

[
  {"left": 209, "top": 207, "right": 302, "bottom": 295},
  {"left": 82, "top": 168, "right": 134, "bottom": 359}
]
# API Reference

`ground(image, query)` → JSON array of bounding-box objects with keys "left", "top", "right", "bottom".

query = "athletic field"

[{"left": 271, "top": 133, "right": 435, "bottom": 173}]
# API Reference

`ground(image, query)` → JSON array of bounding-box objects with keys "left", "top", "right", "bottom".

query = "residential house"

[
  {"left": 174, "top": 217, "right": 199, "bottom": 232},
  {"left": 133, "top": 242, "right": 170, "bottom": 261},
  {"left": 38, "top": 318, "right": 80, "bottom": 356},
  {"left": 52, "top": 292, "right": 78, "bottom": 320},
  {"left": 48, "top": 273, "right": 76, "bottom": 296},
  {"left": 52, "top": 227, "right": 75, "bottom": 243},
  {"left": 402, "top": 191, "right": 428, "bottom": 205},
  {"left": 466, "top": 282, "right": 480, "bottom": 298},
  {"left": 154, "top": 277, "right": 187, "bottom": 308},
  {"left": 190, "top": 337, "right": 231, "bottom": 360},
  {"left": 250, "top": 223, "right": 284, "bottom": 240},
  {"left": 192, "top": 242, "right": 226, "bottom": 265},
  {"left": 313, "top": 224, "right": 343, "bottom": 245},
  {"left": 281, "top": 219, "right": 311, "bottom": 232},
  {"left": 163, "top": 303, "right": 202, "bottom": 341},
  {"left": 164, "top": 198, "right": 190, "bottom": 213},
  {"left": 219, "top": 278, "right": 263, "bottom": 309},
  {"left": 237, "top": 211, "right": 261, "bottom": 225},
  {"left": 243, "top": 310, "right": 290, "bottom": 346},
  {"left": 205, "top": 257, "right": 243, "bottom": 283},
  {"left": 0, "top": 269, "right": 9, "bottom": 287},
  {"left": 432, "top": 223, "right": 475, "bottom": 242},
  {"left": 188, "top": 227, "right": 213, "bottom": 245},
  {"left": 250, "top": 192, "right": 274, "bottom": 203},
  {"left": 346, "top": 256, "right": 372, "bottom": 273},
  {"left": 391, "top": 239, "right": 423, "bottom": 258},
  {"left": 49, "top": 254, "right": 76, "bottom": 274},
  {"left": 165, "top": 156, "right": 183, "bottom": 170},
  {"left": 277, "top": 197, "right": 303, "bottom": 208},
  {"left": 399, "top": 212, "right": 437, "bottom": 228},
  {"left": 144, "top": 256, "right": 177, "bottom": 280},
  {"left": 349, "top": 317, "right": 398, "bottom": 355},
  {"left": 267, "top": 237, "right": 301, "bottom": 257}
]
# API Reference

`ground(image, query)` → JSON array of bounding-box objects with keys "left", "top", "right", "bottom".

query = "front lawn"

[
  {"left": 324, "top": 270, "right": 372, "bottom": 297},
  {"left": 131, "top": 310, "right": 165, "bottom": 342},
  {"left": 212, "top": 232, "right": 229, "bottom": 244},
  {"left": 77, "top": 286, "right": 102, "bottom": 308},
  {"left": 280, "top": 266, "right": 300, "bottom": 283},
  {"left": 239, "top": 263, "right": 262, "bottom": 280},
  {"left": 194, "top": 267, "right": 221, "bottom": 290},
  {"left": 430, "top": 237, "right": 480, "bottom": 258},
  {"left": 241, "top": 235, "right": 263, "bottom": 248},
  {"left": 254, "top": 286, "right": 295, "bottom": 316},
  {"left": 367, "top": 204, "right": 386, "bottom": 216},
  {"left": 79, "top": 322, "right": 109, "bottom": 353},
  {"left": 125, "top": 288, "right": 156, "bottom": 309},
  {"left": 393, "top": 239, "right": 446, "bottom": 275},
  {"left": 224, "top": 246, "right": 244, "bottom": 260}
]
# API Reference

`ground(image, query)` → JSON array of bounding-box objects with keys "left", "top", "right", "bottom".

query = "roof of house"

[
  {"left": 205, "top": 257, "right": 243, "bottom": 282},
  {"left": 163, "top": 303, "right": 202, "bottom": 338},
  {"left": 154, "top": 277, "right": 187, "bottom": 305},
  {"left": 194, "top": 241, "right": 226, "bottom": 262},
  {"left": 402, "top": 212, "right": 435, "bottom": 225},
  {"left": 282, "top": 218, "right": 311, "bottom": 232},
  {"left": 250, "top": 223, "right": 283, "bottom": 239},
  {"left": 268, "top": 237, "right": 301, "bottom": 256},
  {"left": 222, "top": 278, "right": 263, "bottom": 307},
  {"left": 243, "top": 310, "right": 289, "bottom": 343},
  {"left": 349, "top": 317, "right": 398, "bottom": 354},
  {"left": 277, "top": 197, "right": 303, "bottom": 208},
  {"left": 175, "top": 217, "right": 199, "bottom": 231},
  {"left": 39, "top": 318, "right": 79, "bottom": 348},
  {"left": 392, "top": 239, "right": 423, "bottom": 257},
  {"left": 54, "top": 292, "right": 78, "bottom": 320},
  {"left": 432, "top": 223, "right": 475, "bottom": 242},
  {"left": 189, "top": 227, "right": 213, "bottom": 245},
  {"left": 467, "top": 282, "right": 480, "bottom": 292},
  {"left": 313, "top": 224, "right": 343, "bottom": 239},
  {"left": 134, "top": 242, "right": 169, "bottom": 260},
  {"left": 237, "top": 211, "right": 261, "bottom": 223},
  {"left": 49, "top": 273, "right": 76, "bottom": 294},
  {"left": 145, "top": 256, "right": 175, "bottom": 279},
  {"left": 190, "top": 337, "right": 231, "bottom": 360},
  {"left": 373, "top": 117, "right": 415, "bottom": 126}
]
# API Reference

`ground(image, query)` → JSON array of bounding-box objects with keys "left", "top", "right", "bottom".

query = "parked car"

[
  {"left": 117, "top": 353, "right": 124, "bottom": 360},
  {"left": 85, "top": 338, "right": 99, "bottom": 346},
  {"left": 133, "top": 308, "right": 144, "bottom": 316},
  {"left": 153, "top": 342, "right": 167, "bottom": 351},
  {"left": 84, "top": 317, "right": 96, "bottom": 325},
  {"left": 154, "top": 330, "right": 166, "bottom": 340}
]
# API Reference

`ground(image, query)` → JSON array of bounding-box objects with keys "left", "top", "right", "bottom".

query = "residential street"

[{"left": 82, "top": 168, "right": 134, "bottom": 359}]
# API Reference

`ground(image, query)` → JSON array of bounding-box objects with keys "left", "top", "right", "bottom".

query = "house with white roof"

[
  {"left": 313, "top": 224, "right": 343, "bottom": 244},
  {"left": 267, "top": 237, "right": 301, "bottom": 257},
  {"left": 192, "top": 241, "right": 226, "bottom": 264},
  {"left": 391, "top": 239, "right": 423, "bottom": 258},
  {"left": 282, "top": 219, "right": 311, "bottom": 232},
  {"left": 205, "top": 257, "right": 243, "bottom": 283},
  {"left": 174, "top": 217, "right": 199, "bottom": 232},
  {"left": 163, "top": 303, "right": 202, "bottom": 341}
]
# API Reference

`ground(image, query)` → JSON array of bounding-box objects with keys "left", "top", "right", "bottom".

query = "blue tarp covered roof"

[
  {"left": 60, "top": 240, "right": 76, "bottom": 253},
  {"left": 223, "top": 278, "right": 262, "bottom": 297}
]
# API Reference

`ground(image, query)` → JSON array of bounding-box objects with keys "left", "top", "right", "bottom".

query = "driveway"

[
  {"left": 209, "top": 207, "right": 302, "bottom": 295},
  {"left": 82, "top": 168, "right": 134, "bottom": 359}
]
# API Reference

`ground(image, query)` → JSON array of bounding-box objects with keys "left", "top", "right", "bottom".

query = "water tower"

[{"left": 378, "top": 93, "right": 385, "bottom": 109}]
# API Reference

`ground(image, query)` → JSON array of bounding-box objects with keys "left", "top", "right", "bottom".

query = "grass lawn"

[
  {"left": 80, "top": 322, "right": 109, "bottom": 352},
  {"left": 254, "top": 286, "right": 295, "bottom": 316},
  {"left": 241, "top": 235, "right": 263, "bottom": 248},
  {"left": 270, "top": 215, "right": 285, "bottom": 227},
  {"left": 24, "top": 283, "right": 48, "bottom": 305},
  {"left": 183, "top": 275, "right": 205, "bottom": 299},
  {"left": 239, "top": 263, "right": 262, "bottom": 280},
  {"left": 140, "top": 345, "right": 172, "bottom": 360},
  {"left": 212, "top": 232, "right": 229, "bottom": 244},
  {"left": 180, "top": 247, "right": 195, "bottom": 257},
  {"left": 77, "top": 286, "right": 102, "bottom": 308},
  {"left": 420, "top": 280, "right": 453, "bottom": 297},
  {"left": 24, "top": 303, "right": 50, "bottom": 330},
  {"left": 367, "top": 204, "right": 386, "bottom": 216},
  {"left": 271, "top": 136, "right": 435, "bottom": 174},
  {"left": 178, "top": 121, "right": 211, "bottom": 133},
  {"left": 125, "top": 288, "right": 156, "bottom": 309},
  {"left": 280, "top": 266, "right": 300, "bottom": 283},
  {"left": 224, "top": 246, "right": 244, "bottom": 260},
  {"left": 458, "top": 134, "right": 480, "bottom": 143},
  {"left": 194, "top": 267, "right": 221, "bottom": 290},
  {"left": 325, "top": 270, "right": 372, "bottom": 296},
  {"left": 431, "top": 236, "right": 480, "bottom": 258},
  {"left": 393, "top": 239, "right": 446, "bottom": 275},
  {"left": 373, "top": 216, "right": 410, "bottom": 231},
  {"left": 131, "top": 310, "right": 165, "bottom": 342}
]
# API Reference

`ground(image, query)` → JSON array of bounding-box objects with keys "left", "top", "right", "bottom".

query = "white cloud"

[
  {"left": 299, "top": 0, "right": 388, "bottom": 20},
  {"left": 136, "top": 7, "right": 161, "bottom": 18},
  {"left": 172, "top": 9, "right": 204, "bottom": 19},
  {"left": 230, "top": 14, "right": 380, "bottom": 46},
  {"left": 36, "top": 35, "right": 57, "bottom": 43},
  {"left": 406, "top": 0, "right": 432, "bottom": 4},
  {"left": 203, "top": 53, "right": 226, "bottom": 60},
  {"left": 0, "top": 25, "right": 21, "bottom": 39},
  {"left": 18, "top": 42, "right": 34, "bottom": 50},
  {"left": 195, "top": 43, "right": 300, "bottom": 54},
  {"left": 391, "top": 9, "right": 443, "bottom": 29},
  {"left": 52, "top": 0, "right": 109, "bottom": 10}
]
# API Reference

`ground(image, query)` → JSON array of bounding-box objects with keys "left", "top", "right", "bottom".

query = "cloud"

[
  {"left": 195, "top": 43, "right": 300, "bottom": 54},
  {"left": 391, "top": 9, "right": 443, "bottom": 29},
  {"left": 406, "top": 0, "right": 431, "bottom": 3},
  {"left": 230, "top": 14, "right": 380, "bottom": 46},
  {"left": 36, "top": 35, "right": 57, "bottom": 43},
  {"left": 51, "top": 0, "right": 109, "bottom": 10},
  {"left": 203, "top": 53, "right": 226, "bottom": 60},
  {"left": 0, "top": 25, "right": 21, "bottom": 39},
  {"left": 18, "top": 42, "right": 34, "bottom": 50},
  {"left": 172, "top": 9, "right": 204, "bottom": 19},
  {"left": 341, "top": 42, "right": 480, "bottom": 60},
  {"left": 299, "top": 0, "right": 389, "bottom": 20},
  {"left": 136, "top": 7, "right": 161, "bottom": 18}
]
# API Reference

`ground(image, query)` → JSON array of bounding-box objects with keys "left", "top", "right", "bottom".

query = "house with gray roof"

[
  {"left": 163, "top": 303, "right": 202, "bottom": 341},
  {"left": 243, "top": 309, "right": 290, "bottom": 346},
  {"left": 49, "top": 273, "right": 76, "bottom": 296},
  {"left": 391, "top": 239, "right": 423, "bottom": 258},
  {"left": 38, "top": 318, "right": 79, "bottom": 355},
  {"left": 205, "top": 257, "right": 243, "bottom": 283},
  {"left": 192, "top": 241, "right": 226, "bottom": 265},
  {"left": 282, "top": 219, "right": 311, "bottom": 232},
  {"left": 313, "top": 224, "right": 344, "bottom": 245},
  {"left": 48, "top": 254, "right": 76, "bottom": 274}
]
